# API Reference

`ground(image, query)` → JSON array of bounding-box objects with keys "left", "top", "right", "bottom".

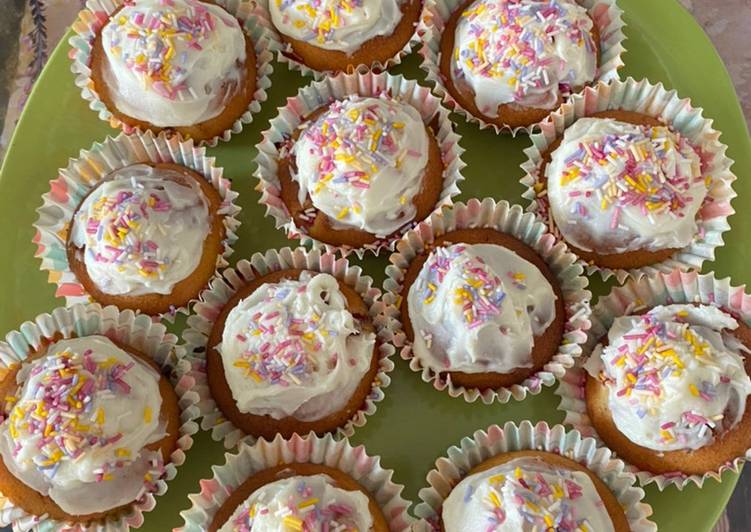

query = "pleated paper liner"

[
  {"left": 413, "top": 420, "right": 656, "bottom": 531},
  {"left": 418, "top": 0, "right": 626, "bottom": 135},
  {"left": 255, "top": 70, "right": 465, "bottom": 258},
  {"left": 33, "top": 130, "right": 241, "bottom": 321},
  {"left": 0, "top": 303, "right": 199, "bottom": 532},
  {"left": 255, "top": 0, "right": 429, "bottom": 80},
  {"left": 556, "top": 270, "right": 751, "bottom": 490},
  {"left": 69, "top": 0, "right": 277, "bottom": 147},
  {"left": 520, "top": 77, "right": 737, "bottom": 283},
  {"left": 376, "top": 198, "right": 592, "bottom": 404},
  {"left": 177, "top": 432, "right": 413, "bottom": 531},
  {"left": 179, "top": 246, "right": 396, "bottom": 449}
]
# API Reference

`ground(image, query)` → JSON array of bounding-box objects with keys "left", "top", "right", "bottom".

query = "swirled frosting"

[
  {"left": 100, "top": 0, "right": 246, "bottom": 127},
  {"left": 70, "top": 164, "right": 211, "bottom": 297},
  {"left": 546, "top": 118, "right": 706, "bottom": 254},
  {"left": 407, "top": 243, "right": 557, "bottom": 374},
  {"left": 585, "top": 304, "right": 751, "bottom": 452},
  {"left": 269, "top": 0, "right": 405, "bottom": 54},
  {"left": 0, "top": 336, "right": 165, "bottom": 515},
  {"left": 442, "top": 456, "right": 615, "bottom": 531},
  {"left": 218, "top": 272, "right": 375, "bottom": 420},
  {"left": 291, "top": 95, "right": 430, "bottom": 237},
  {"left": 450, "top": 0, "right": 597, "bottom": 114},
  {"left": 220, "top": 473, "right": 373, "bottom": 531}
]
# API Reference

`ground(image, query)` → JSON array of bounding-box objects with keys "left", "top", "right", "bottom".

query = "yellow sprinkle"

[
  {"left": 143, "top": 407, "right": 152, "bottom": 424},
  {"left": 96, "top": 407, "right": 105, "bottom": 426},
  {"left": 115, "top": 448, "right": 131, "bottom": 458},
  {"left": 689, "top": 383, "right": 700, "bottom": 397},
  {"left": 298, "top": 498, "right": 319, "bottom": 509}
]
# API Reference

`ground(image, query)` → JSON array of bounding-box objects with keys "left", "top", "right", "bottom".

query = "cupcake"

[
  {"left": 0, "top": 334, "right": 181, "bottom": 525},
  {"left": 179, "top": 433, "right": 413, "bottom": 531},
  {"left": 34, "top": 132, "right": 240, "bottom": 318},
  {"left": 382, "top": 199, "right": 591, "bottom": 403},
  {"left": 541, "top": 112, "right": 709, "bottom": 271},
  {"left": 266, "top": 0, "right": 423, "bottom": 74},
  {"left": 66, "top": 162, "right": 226, "bottom": 316},
  {"left": 415, "top": 421, "right": 656, "bottom": 531},
  {"left": 276, "top": 94, "right": 446, "bottom": 250},
  {"left": 401, "top": 232, "right": 565, "bottom": 391},
  {"left": 521, "top": 78, "right": 737, "bottom": 282},
  {"left": 87, "top": 0, "right": 259, "bottom": 143},
  {"left": 583, "top": 302, "right": 751, "bottom": 477},
  {"left": 435, "top": 0, "right": 602, "bottom": 129}
]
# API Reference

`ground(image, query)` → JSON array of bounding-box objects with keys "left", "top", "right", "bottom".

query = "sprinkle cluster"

[
  {"left": 231, "top": 478, "right": 360, "bottom": 531},
  {"left": 297, "top": 96, "right": 422, "bottom": 221},
  {"left": 274, "top": 0, "right": 367, "bottom": 44},
  {"left": 3, "top": 347, "right": 139, "bottom": 481},
  {"left": 558, "top": 125, "right": 704, "bottom": 228},
  {"left": 420, "top": 246, "right": 507, "bottom": 329},
  {"left": 232, "top": 281, "right": 344, "bottom": 386},
  {"left": 83, "top": 185, "right": 174, "bottom": 279},
  {"left": 454, "top": 0, "right": 594, "bottom": 99},
  {"left": 473, "top": 465, "right": 594, "bottom": 531},
  {"left": 106, "top": 0, "right": 235, "bottom": 98},
  {"left": 601, "top": 310, "right": 729, "bottom": 447}
]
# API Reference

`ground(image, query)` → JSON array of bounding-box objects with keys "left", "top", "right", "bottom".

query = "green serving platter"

[{"left": 1, "top": 0, "right": 750, "bottom": 530}]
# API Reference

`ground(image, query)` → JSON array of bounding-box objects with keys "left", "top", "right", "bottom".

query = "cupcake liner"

[
  {"left": 520, "top": 77, "right": 737, "bottom": 283},
  {"left": 418, "top": 0, "right": 626, "bottom": 135},
  {"left": 33, "top": 130, "right": 241, "bottom": 321},
  {"left": 0, "top": 303, "right": 200, "bottom": 532},
  {"left": 377, "top": 197, "right": 592, "bottom": 404},
  {"left": 69, "top": 0, "right": 278, "bottom": 147},
  {"left": 179, "top": 246, "right": 396, "bottom": 448},
  {"left": 178, "top": 432, "right": 413, "bottom": 531},
  {"left": 556, "top": 270, "right": 751, "bottom": 490},
  {"left": 255, "top": 0, "right": 429, "bottom": 79},
  {"left": 255, "top": 70, "right": 465, "bottom": 257},
  {"left": 413, "top": 420, "right": 656, "bottom": 531}
]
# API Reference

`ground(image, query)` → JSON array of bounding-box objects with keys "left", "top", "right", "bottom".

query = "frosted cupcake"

[
  {"left": 267, "top": 0, "right": 422, "bottom": 73},
  {"left": 66, "top": 162, "right": 226, "bottom": 316},
  {"left": 439, "top": 0, "right": 601, "bottom": 129},
  {"left": 207, "top": 463, "right": 388, "bottom": 531},
  {"left": 584, "top": 303, "right": 751, "bottom": 476},
  {"left": 0, "top": 335, "right": 180, "bottom": 524},
  {"left": 205, "top": 269, "right": 380, "bottom": 440},
  {"left": 277, "top": 94, "right": 445, "bottom": 249},
  {"left": 439, "top": 451, "right": 630, "bottom": 531},
  {"left": 89, "top": 0, "right": 257, "bottom": 142},
  {"left": 401, "top": 230, "right": 565, "bottom": 391},
  {"left": 541, "top": 112, "right": 709, "bottom": 270}
]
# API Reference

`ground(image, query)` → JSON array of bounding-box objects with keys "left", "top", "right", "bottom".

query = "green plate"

[{"left": 1, "top": 0, "right": 749, "bottom": 530}]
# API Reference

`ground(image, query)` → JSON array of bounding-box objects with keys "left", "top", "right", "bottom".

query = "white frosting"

[
  {"left": 442, "top": 456, "right": 615, "bottom": 531},
  {"left": 407, "top": 243, "right": 557, "bottom": 374},
  {"left": 585, "top": 304, "right": 751, "bottom": 452},
  {"left": 291, "top": 95, "right": 430, "bottom": 237},
  {"left": 70, "top": 164, "right": 211, "bottom": 297},
  {"left": 0, "top": 336, "right": 165, "bottom": 515},
  {"left": 101, "top": 0, "right": 247, "bottom": 127},
  {"left": 218, "top": 272, "right": 375, "bottom": 421},
  {"left": 269, "top": 0, "right": 405, "bottom": 54},
  {"left": 220, "top": 473, "right": 373, "bottom": 531},
  {"left": 450, "top": 0, "right": 597, "bottom": 115},
  {"left": 546, "top": 118, "right": 706, "bottom": 254}
]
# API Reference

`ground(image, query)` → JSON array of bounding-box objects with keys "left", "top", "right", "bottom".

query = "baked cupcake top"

[
  {"left": 219, "top": 271, "right": 375, "bottom": 420},
  {"left": 220, "top": 473, "right": 372, "bottom": 531},
  {"left": 70, "top": 164, "right": 211, "bottom": 296},
  {"left": 291, "top": 95, "right": 430, "bottom": 237},
  {"left": 585, "top": 304, "right": 751, "bottom": 452},
  {"left": 407, "top": 243, "right": 557, "bottom": 373},
  {"left": 269, "top": 0, "right": 404, "bottom": 54},
  {"left": 100, "top": 0, "right": 246, "bottom": 127},
  {"left": 0, "top": 336, "right": 164, "bottom": 515},
  {"left": 450, "top": 0, "right": 596, "bottom": 115},
  {"left": 442, "top": 456, "right": 615, "bottom": 531},
  {"left": 546, "top": 117, "right": 707, "bottom": 254}
]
